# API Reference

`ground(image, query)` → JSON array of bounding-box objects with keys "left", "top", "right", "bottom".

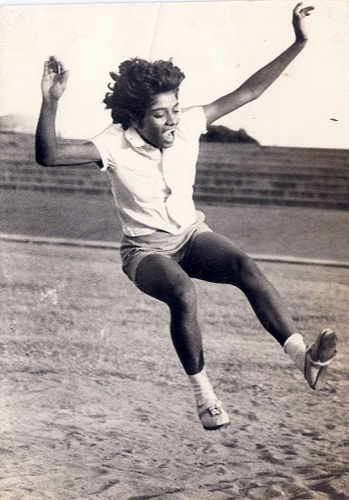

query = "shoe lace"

[{"left": 207, "top": 402, "right": 223, "bottom": 416}]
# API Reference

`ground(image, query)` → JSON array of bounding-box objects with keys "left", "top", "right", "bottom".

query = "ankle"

[
  {"left": 284, "top": 333, "right": 306, "bottom": 372},
  {"left": 188, "top": 367, "right": 217, "bottom": 405}
]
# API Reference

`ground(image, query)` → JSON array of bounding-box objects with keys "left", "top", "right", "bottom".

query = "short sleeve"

[
  {"left": 90, "top": 124, "right": 117, "bottom": 172},
  {"left": 180, "top": 106, "right": 207, "bottom": 138}
]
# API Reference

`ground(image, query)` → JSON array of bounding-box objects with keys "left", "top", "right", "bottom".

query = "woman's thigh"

[
  {"left": 182, "top": 231, "right": 255, "bottom": 285},
  {"left": 134, "top": 253, "right": 196, "bottom": 306}
]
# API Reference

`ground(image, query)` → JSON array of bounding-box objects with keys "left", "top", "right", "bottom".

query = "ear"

[{"left": 130, "top": 115, "right": 143, "bottom": 130}]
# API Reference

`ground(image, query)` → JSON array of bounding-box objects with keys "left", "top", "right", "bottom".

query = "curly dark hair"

[{"left": 103, "top": 58, "right": 185, "bottom": 130}]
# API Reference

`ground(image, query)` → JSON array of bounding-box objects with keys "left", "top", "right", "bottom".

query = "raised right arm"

[{"left": 35, "top": 57, "right": 101, "bottom": 167}]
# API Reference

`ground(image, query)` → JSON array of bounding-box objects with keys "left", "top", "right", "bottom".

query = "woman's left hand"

[{"left": 292, "top": 3, "right": 315, "bottom": 43}]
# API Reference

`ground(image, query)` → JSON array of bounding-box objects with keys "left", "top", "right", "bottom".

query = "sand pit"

[{"left": 0, "top": 241, "right": 348, "bottom": 499}]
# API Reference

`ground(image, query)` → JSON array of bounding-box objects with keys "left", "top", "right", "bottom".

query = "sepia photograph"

[{"left": 0, "top": 0, "right": 348, "bottom": 498}]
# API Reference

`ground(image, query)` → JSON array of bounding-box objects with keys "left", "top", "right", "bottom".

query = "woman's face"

[{"left": 134, "top": 91, "right": 181, "bottom": 149}]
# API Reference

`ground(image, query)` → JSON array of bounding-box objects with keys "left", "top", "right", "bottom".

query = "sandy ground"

[{"left": 0, "top": 238, "right": 348, "bottom": 500}]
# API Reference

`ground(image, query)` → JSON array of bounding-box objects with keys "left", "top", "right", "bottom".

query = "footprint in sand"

[
  {"left": 243, "top": 481, "right": 314, "bottom": 499},
  {"left": 257, "top": 441, "right": 306, "bottom": 465},
  {"left": 296, "top": 463, "right": 349, "bottom": 499}
]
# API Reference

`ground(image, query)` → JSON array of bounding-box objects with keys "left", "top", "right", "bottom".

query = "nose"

[{"left": 166, "top": 111, "right": 178, "bottom": 126}]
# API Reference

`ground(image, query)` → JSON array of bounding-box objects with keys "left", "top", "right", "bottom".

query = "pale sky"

[{"left": 1, "top": 0, "right": 348, "bottom": 148}]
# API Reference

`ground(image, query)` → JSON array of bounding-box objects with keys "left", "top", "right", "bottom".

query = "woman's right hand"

[{"left": 41, "top": 56, "right": 69, "bottom": 102}]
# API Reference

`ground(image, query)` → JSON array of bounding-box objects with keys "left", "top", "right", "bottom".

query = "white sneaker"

[
  {"left": 305, "top": 329, "right": 338, "bottom": 390},
  {"left": 197, "top": 399, "right": 230, "bottom": 430}
]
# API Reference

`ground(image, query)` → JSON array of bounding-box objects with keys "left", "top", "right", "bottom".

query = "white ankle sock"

[
  {"left": 283, "top": 333, "right": 307, "bottom": 373},
  {"left": 188, "top": 367, "right": 217, "bottom": 406}
]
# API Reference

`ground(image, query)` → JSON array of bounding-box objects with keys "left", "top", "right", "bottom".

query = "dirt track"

[{"left": 1, "top": 240, "right": 348, "bottom": 499}]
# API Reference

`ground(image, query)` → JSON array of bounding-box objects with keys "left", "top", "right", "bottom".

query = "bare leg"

[
  {"left": 182, "top": 232, "right": 296, "bottom": 346},
  {"left": 134, "top": 252, "right": 230, "bottom": 429},
  {"left": 134, "top": 253, "right": 204, "bottom": 375}
]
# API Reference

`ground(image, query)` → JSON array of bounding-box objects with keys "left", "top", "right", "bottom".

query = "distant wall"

[
  {"left": 195, "top": 143, "right": 349, "bottom": 210},
  {"left": 1, "top": 133, "right": 349, "bottom": 210}
]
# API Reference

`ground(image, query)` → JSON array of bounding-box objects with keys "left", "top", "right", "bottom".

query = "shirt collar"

[{"left": 125, "top": 126, "right": 158, "bottom": 151}]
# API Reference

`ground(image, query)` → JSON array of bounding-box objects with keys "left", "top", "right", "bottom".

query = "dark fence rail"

[{"left": 1, "top": 132, "right": 349, "bottom": 209}]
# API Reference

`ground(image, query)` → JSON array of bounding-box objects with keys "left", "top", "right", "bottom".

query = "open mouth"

[{"left": 162, "top": 129, "right": 176, "bottom": 142}]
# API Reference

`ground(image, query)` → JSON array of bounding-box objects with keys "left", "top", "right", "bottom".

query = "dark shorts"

[{"left": 120, "top": 212, "right": 212, "bottom": 282}]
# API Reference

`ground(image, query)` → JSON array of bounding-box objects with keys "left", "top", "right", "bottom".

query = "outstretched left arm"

[{"left": 203, "top": 3, "right": 314, "bottom": 125}]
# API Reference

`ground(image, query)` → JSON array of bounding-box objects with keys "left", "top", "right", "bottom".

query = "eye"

[{"left": 153, "top": 112, "right": 165, "bottom": 119}]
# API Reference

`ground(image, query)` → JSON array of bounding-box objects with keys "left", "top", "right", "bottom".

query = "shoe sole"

[
  {"left": 306, "top": 329, "right": 338, "bottom": 390},
  {"left": 313, "top": 329, "right": 338, "bottom": 363},
  {"left": 203, "top": 421, "right": 231, "bottom": 431}
]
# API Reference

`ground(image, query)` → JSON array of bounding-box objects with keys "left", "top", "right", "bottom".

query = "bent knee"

[
  {"left": 168, "top": 278, "right": 197, "bottom": 311},
  {"left": 239, "top": 252, "right": 259, "bottom": 272},
  {"left": 230, "top": 252, "right": 262, "bottom": 286}
]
